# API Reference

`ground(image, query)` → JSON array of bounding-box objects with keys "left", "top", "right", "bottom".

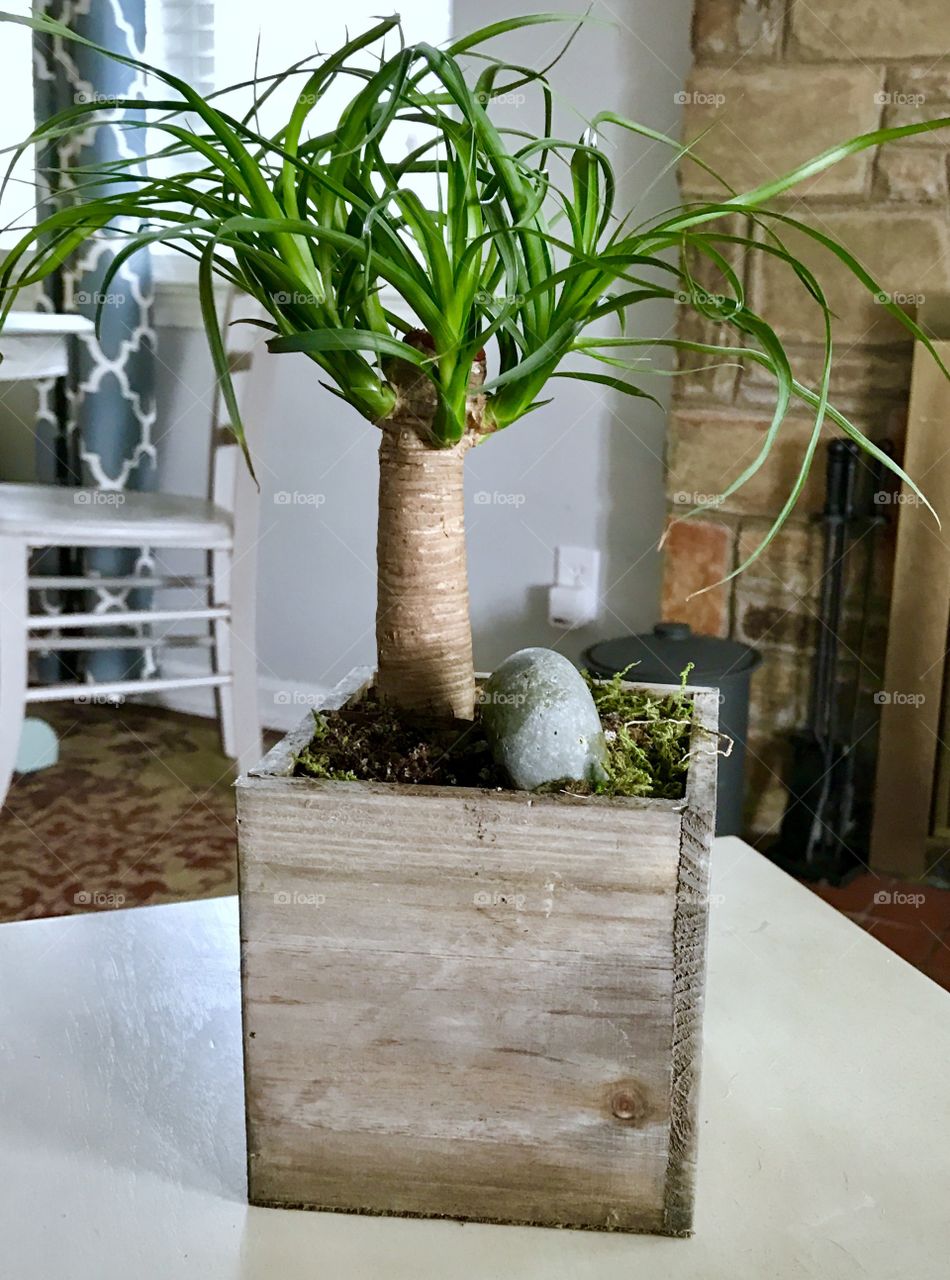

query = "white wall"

[{"left": 1, "top": 1, "right": 692, "bottom": 716}]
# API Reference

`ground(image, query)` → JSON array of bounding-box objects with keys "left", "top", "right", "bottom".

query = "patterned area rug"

[{"left": 0, "top": 704, "right": 253, "bottom": 922}]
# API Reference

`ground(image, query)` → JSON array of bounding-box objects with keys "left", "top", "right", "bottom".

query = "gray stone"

[{"left": 480, "top": 648, "right": 608, "bottom": 791}]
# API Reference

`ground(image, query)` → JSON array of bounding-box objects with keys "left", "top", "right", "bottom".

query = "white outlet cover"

[
  {"left": 555, "top": 545, "right": 600, "bottom": 589},
  {"left": 549, "top": 546, "right": 600, "bottom": 628}
]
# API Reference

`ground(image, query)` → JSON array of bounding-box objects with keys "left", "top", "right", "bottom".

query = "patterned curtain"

[{"left": 32, "top": 0, "right": 157, "bottom": 684}]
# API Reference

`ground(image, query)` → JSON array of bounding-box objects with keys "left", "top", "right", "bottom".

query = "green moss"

[
  {"left": 578, "top": 663, "right": 694, "bottom": 799},
  {"left": 294, "top": 666, "right": 696, "bottom": 801},
  {"left": 294, "top": 713, "right": 360, "bottom": 782}
]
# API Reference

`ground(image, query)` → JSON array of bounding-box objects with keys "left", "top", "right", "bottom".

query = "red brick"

[{"left": 660, "top": 517, "right": 733, "bottom": 637}]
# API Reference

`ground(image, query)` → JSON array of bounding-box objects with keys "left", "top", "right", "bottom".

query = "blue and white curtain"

[{"left": 32, "top": 0, "right": 157, "bottom": 683}]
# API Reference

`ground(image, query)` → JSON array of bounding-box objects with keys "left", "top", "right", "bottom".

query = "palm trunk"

[
  {"left": 375, "top": 346, "right": 483, "bottom": 722},
  {"left": 376, "top": 423, "right": 474, "bottom": 720}
]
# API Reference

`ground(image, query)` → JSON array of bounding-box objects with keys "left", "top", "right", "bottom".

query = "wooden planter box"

[{"left": 236, "top": 668, "right": 718, "bottom": 1235}]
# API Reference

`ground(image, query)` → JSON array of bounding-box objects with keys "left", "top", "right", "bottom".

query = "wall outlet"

[{"left": 548, "top": 546, "right": 601, "bottom": 629}]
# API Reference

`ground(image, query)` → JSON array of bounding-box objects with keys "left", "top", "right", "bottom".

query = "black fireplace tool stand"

[{"left": 766, "top": 439, "right": 892, "bottom": 885}]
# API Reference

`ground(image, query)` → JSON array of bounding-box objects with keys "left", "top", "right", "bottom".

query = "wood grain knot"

[{"left": 608, "top": 1083, "right": 649, "bottom": 1125}]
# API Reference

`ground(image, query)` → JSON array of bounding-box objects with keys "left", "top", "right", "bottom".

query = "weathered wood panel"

[
  {"left": 236, "top": 673, "right": 716, "bottom": 1234},
  {"left": 664, "top": 688, "right": 718, "bottom": 1235}
]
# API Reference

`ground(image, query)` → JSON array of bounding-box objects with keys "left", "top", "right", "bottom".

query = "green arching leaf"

[
  {"left": 443, "top": 12, "right": 595, "bottom": 58},
  {"left": 94, "top": 221, "right": 213, "bottom": 334},
  {"left": 267, "top": 327, "right": 431, "bottom": 366},
  {"left": 791, "top": 381, "right": 938, "bottom": 524},
  {"left": 591, "top": 109, "right": 737, "bottom": 201},
  {"left": 728, "top": 116, "right": 950, "bottom": 207},
  {"left": 0, "top": 8, "right": 948, "bottom": 519},
  {"left": 711, "top": 308, "right": 836, "bottom": 585},
  {"left": 552, "top": 370, "right": 662, "bottom": 408},
  {"left": 278, "top": 15, "right": 401, "bottom": 219},
  {"left": 697, "top": 408, "right": 827, "bottom": 595},
  {"left": 198, "top": 242, "right": 256, "bottom": 482}
]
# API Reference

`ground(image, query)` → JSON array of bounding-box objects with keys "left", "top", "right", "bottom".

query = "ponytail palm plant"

[{"left": 2, "top": 10, "right": 947, "bottom": 723}]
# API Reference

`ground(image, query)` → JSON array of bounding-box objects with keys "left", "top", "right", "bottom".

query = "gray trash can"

[{"left": 584, "top": 622, "right": 762, "bottom": 837}]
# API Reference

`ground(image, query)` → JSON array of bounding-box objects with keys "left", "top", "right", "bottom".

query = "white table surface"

[{"left": 0, "top": 835, "right": 946, "bottom": 1280}]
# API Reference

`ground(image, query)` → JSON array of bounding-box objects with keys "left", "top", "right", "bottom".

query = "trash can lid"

[{"left": 584, "top": 622, "right": 762, "bottom": 686}]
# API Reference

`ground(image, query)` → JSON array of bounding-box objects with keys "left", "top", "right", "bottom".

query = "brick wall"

[{"left": 665, "top": 0, "right": 950, "bottom": 835}]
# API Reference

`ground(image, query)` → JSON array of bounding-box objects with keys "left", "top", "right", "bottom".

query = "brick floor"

[{"left": 806, "top": 873, "right": 950, "bottom": 990}]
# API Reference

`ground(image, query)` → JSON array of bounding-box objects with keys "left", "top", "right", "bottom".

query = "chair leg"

[
  {"left": 211, "top": 548, "right": 236, "bottom": 757},
  {"left": 0, "top": 540, "right": 29, "bottom": 808},
  {"left": 212, "top": 546, "right": 261, "bottom": 771}
]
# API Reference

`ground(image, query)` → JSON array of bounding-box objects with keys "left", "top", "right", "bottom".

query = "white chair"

[{"left": 0, "top": 302, "right": 272, "bottom": 808}]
